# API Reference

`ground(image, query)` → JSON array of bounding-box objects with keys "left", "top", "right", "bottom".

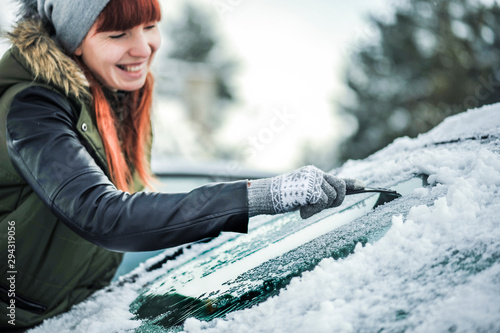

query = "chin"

[
  {"left": 114, "top": 80, "right": 147, "bottom": 92},
  {"left": 120, "top": 85, "right": 145, "bottom": 92}
]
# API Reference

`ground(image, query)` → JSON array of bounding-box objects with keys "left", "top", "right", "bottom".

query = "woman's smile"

[
  {"left": 117, "top": 63, "right": 146, "bottom": 73},
  {"left": 116, "top": 61, "right": 148, "bottom": 80}
]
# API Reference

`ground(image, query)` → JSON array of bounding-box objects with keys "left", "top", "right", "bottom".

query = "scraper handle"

[
  {"left": 346, "top": 188, "right": 401, "bottom": 195},
  {"left": 344, "top": 179, "right": 366, "bottom": 195},
  {"left": 344, "top": 179, "right": 400, "bottom": 196}
]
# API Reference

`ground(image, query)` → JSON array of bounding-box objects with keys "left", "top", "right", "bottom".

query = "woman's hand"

[{"left": 247, "top": 165, "right": 364, "bottom": 219}]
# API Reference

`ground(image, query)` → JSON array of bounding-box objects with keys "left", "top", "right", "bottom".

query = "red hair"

[
  {"left": 80, "top": 0, "right": 161, "bottom": 192},
  {"left": 95, "top": 0, "right": 162, "bottom": 33}
]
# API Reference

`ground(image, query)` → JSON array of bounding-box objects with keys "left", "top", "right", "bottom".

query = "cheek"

[
  {"left": 95, "top": 48, "right": 126, "bottom": 70},
  {"left": 83, "top": 43, "right": 114, "bottom": 68},
  {"left": 83, "top": 46, "right": 123, "bottom": 82},
  {"left": 150, "top": 32, "right": 162, "bottom": 55}
]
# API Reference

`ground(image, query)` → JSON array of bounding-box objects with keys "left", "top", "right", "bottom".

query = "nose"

[{"left": 129, "top": 31, "right": 152, "bottom": 58}]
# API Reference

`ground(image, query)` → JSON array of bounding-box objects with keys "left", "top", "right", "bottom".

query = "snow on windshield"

[{"left": 28, "top": 105, "right": 500, "bottom": 332}]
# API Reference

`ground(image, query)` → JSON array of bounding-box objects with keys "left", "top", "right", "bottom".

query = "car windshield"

[{"left": 129, "top": 176, "right": 427, "bottom": 329}]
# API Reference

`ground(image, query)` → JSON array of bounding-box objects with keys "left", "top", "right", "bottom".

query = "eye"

[
  {"left": 109, "top": 32, "right": 126, "bottom": 39},
  {"left": 145, "top": 24, "right": 157, "bottom": 30}
]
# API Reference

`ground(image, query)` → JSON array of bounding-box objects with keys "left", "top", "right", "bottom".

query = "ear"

[{"left": 74, "top": 46, "right": 82, "bottom": 56}]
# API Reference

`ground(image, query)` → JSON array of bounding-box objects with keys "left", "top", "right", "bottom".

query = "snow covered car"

[{"left": 28, "top": 105, "right": 500, "bottom": 333}]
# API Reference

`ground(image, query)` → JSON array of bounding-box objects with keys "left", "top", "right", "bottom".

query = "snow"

[{"left": 27, "top": 104, "right": 500, "bottom": 332}]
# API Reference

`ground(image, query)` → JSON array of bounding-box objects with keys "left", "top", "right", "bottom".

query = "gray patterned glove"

[{"left": 248, "top": 166, "right": 359, "bottom": 219}]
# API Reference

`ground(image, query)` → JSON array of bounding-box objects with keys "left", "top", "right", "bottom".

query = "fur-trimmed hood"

[
  {"left": 2, "top": 18, "right": 90, "bottom": 101},
  {"left": 16, "top": 0, "right": 40, "bottom": 20}
]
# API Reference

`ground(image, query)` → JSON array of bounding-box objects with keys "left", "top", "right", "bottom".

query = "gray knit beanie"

[{"left": 18, "top": 0, "right": 111, "bottom": 53}]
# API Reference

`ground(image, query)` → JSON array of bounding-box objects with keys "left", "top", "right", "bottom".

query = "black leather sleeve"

[{"left": 5, "top": 86, "right": 249, "bottom": 252}]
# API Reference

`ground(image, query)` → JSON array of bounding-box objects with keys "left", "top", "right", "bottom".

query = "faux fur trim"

[
  {"left": 16, "top": 0, "right": 39, "bottom": 19},
  {"left": 7, "top": 19, "right": 91, "bottom": 101}
]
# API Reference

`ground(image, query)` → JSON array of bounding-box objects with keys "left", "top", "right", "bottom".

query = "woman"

[{"left": 0, "top": 0, "right": 355, "bottom": 329}]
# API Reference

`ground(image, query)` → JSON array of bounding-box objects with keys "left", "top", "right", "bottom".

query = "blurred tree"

[
  {"left": 337, "top": 0, "right": 500, "bottom": 162},
  {"left": 167, "top": 5, "right": 214, "bottom": 62},
  {"left": 155, "top": 3, "right": 240, "bottom": 161},
  {"left": 166, "top": 3, "right": 238, "bottom": 101}
]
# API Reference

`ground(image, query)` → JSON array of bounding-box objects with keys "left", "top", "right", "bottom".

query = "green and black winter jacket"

[{"left": 0, "top": 19, "right": 249, "bottom": 329}]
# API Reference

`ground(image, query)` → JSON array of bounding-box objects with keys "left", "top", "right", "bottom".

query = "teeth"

[{"left": 118, "top": 64, "right": 143, "bottom": 72}]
